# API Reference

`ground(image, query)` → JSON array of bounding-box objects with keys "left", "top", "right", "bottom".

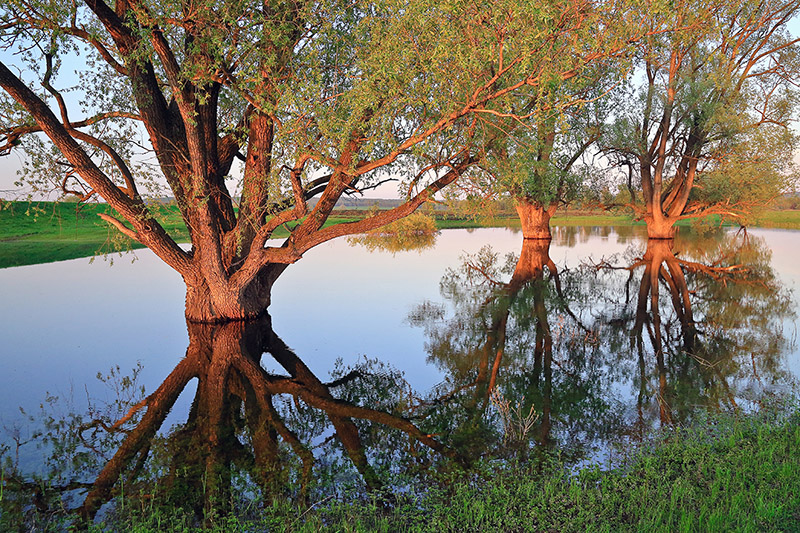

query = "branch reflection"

[
  {"left": 591, "top": 230, "right": 797, "bottom": 433},
  {"left": 409, "top": 237, "right": 607, "bottom": 460},
  {"left": 72, "top": 316, "right": 452, "bottom": 520},
  {"left": 409, "top": 229, "right": 797, "bottom": 461}
]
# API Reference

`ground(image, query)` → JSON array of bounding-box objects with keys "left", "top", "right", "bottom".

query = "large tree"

[
  {"left": 0, "top": 0, "right": 633, "bottom": 322},
  {"left": 484, "top": 97, "right": 606, "bottom": 240},
  {"left": 602, "top": 0, "right": 800, "bottom": 239}
]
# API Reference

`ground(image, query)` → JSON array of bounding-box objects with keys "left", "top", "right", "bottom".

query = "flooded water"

[{"left": 1, "top": 225, "right": 798, "bottom": 517}]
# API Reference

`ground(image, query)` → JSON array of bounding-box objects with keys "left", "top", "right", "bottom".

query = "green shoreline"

[
  {"left": 7, "top": 402, "right": 797, "bottom": 532},
  {"left": 2, "top": 201, "right": 799, "bottom": 269}
]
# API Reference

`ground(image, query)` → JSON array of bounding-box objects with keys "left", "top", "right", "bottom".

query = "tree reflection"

[
  {"left": 3, "top": 316, "right": 453, "bottom": 524},
  {"left": 409, "top": 228, "right": 797, "bottom": 460},
  {"left": 591, "top": 230, "right": 797, "bottom": 433},
  {"left": 3, "top": 228, "right": 796, "bottom": 528},
  {"left": 409, "top": 238, "right": 609, "bottom": 459}
]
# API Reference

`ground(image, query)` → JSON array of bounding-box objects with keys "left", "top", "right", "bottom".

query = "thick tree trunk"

[
  {"left": 184, "top": 264, "right": 287, "bottom": 323},
  {"left": 644, "top": 213, "right": 677, "bottom": 240},
  {"left": 515, "top": 199, "right": 553, "bottom": 240}
]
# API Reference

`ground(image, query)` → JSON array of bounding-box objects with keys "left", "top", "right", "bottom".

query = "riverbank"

[
  {"left": 64, "top": 402, "right": 800, "bottom": 532},
  {"left": 1, "top": 200, "right": 799, "bottom": 268}
]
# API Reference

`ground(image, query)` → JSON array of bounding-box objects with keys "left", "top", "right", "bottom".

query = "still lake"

[{"left": 1, "top": 225, "right": 799, "bottom": 510}]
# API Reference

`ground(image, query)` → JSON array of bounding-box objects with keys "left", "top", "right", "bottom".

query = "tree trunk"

[
  {"left": 644, "top": 213, "right": 677, "bottom": 240},
  {"left": 515, "top": 199, "right": 553, "bottom": 240},
  {"left": 183, "top": 264, "right": 287, "bottom": 323}
]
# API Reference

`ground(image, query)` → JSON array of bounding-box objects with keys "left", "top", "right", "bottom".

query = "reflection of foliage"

[
  {"left": 347, "top": 211, "right": 438, "bottom": 254},
  {"left": 410, "top": 228, "right": 797, "bottom": 468},
  {"left": 1, "top": 364, "right": 146, "bottom": 530},
  {"left": 409, "top": 239, "right": 612, "bottom": 461},
  {"left": 274, "top": 356, "right": 438, "bottom": 499}
]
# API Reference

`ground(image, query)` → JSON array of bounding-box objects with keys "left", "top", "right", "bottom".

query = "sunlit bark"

[{"left": 515, "top": 200, "right": 557, "bottom": 240}]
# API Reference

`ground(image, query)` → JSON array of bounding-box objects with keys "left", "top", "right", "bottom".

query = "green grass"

[
  {"left": 0, "top": 201, "right": 186, "bottom": 268},
  {"left": 753, "top": 209, "right": 800, "bottom": 229},
  {"left": 71, "top": 404, "right": 800, "bottom": 532}
]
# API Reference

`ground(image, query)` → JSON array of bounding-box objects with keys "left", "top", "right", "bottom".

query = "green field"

[
  {"left": 2, "top": 201, "right": 799, "bottom": 269},
  {"left": 753, "top": 209, "right": 800, "bottom": 229},
  {"left": 0, "top": 201, "right": 186, "bottom": 268}
]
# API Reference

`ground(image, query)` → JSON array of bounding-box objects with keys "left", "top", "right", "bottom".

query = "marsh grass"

[{"left": 32, "top": 403, "right": 793, "bottom": 532}]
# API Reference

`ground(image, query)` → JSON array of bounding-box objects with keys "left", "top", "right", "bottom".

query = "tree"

[
  {"left": 465, "top": 78, "right": 612, "bottom": 240},
  {"left": 346, "top": 209, "right": 438, "bottom": 254},
  {"left": 602, "top": 0, "right": 800, "bottom": 239},
  {"left": 0, "top": 0, "right": 634, "bottom": 322}
]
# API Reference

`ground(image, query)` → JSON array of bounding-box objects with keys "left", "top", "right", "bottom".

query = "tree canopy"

[
  {"left": 601, "top": 0, "right": 800, "bottom": 238},
  {"left": 0, "top": 0, "right": 639, "bottom": 321}
]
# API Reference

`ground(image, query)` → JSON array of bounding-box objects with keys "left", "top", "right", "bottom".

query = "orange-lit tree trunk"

[{"left": 515, "top": 199, "right": 558, "bottom": 240}]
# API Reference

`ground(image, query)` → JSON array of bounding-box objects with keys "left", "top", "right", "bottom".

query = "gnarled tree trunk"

[
  {"left": 643, "top": 213, "right": 678, "bottom": 240},
  {"left": 183, "top": 264, "right": 288, "bottom": 323},
  {"left": 515, "top": 199, "right": 556, "bottom": 240}
]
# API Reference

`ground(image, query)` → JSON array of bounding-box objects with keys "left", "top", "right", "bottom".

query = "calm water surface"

[{"left": 1, "top": 225, "right": 798, "bottom": 516}]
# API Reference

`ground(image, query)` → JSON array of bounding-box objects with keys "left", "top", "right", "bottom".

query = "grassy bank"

[
  {"left": 0, "top": 201, "right": 357, "bottom": 268},
  {"left": 753, "top": 209, "right": 800, "bottom": 229},
  {"left": 73, "top": 404, "right": 800, "bottom": 532},
  {"left": 0, "top": 201, "right": 187, "bottom": 268},
  {"left": 2, "top": 200, "right": 799, "bottom": 269}
]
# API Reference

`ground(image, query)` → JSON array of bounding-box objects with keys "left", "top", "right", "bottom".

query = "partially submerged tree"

[
  {"left": 480, "top": 86, "right": 610, "bottom": 240},
  {"left": 347, "top": 210, "right": 438, "bottom": 254},
  {"left": 602, "top": 0, "right": 800, "bottom": 239},
  {"left": 0, "top": 0, "right": 635, "bottom": 322},
  {"left": 446, "top": 58, "right": 619, "bottom": 241}
]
